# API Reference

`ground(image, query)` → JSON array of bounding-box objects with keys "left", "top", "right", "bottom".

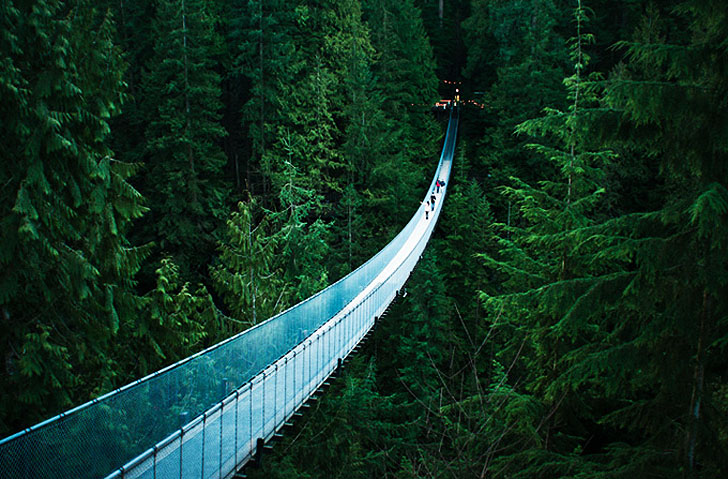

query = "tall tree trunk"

[
  {"left": 686, "top": 290, "right": 708, "bottom": 475},
  {"left": 561, "top": 0, "right": 583, "bottom": 280},
  {"left": 348, "top": 191, "right": 352, "bottom": 267},
  {"left": 235, "top": 152, "right": 240, "bottom": 190},
  {"left": 259, "top": 0, "right": 266, "bottom": 199},
  {"left": 182, "top": 0, "right": 197, "bottom": 202},
  {"left": 249, "top": 213, "right": 257, "bottom": 325}
]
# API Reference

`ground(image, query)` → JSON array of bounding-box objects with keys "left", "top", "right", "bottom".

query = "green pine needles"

[
  {"left": 476, "top": 2, "right": 728, "bottom": 477},
  {"left": 0, "top": 0, "right": 149, "bottom": 430}
]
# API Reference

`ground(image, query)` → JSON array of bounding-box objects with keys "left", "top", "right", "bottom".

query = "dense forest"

[{"left": 1, "top": 0, "right": 727, "bottom": 477}]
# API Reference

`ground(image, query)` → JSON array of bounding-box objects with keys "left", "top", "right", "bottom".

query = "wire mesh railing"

[{"left": 0, "top": 109, "right": 458, "bottom": 479}]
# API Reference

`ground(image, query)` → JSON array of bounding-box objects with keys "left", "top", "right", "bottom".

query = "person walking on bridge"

[{"left": 423, "top": 200, "right": 430, "bottom": 220}]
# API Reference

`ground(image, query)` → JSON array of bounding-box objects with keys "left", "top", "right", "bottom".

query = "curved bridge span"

[{"left": 0, "top": 109, "right": 459, "bottom": 479}]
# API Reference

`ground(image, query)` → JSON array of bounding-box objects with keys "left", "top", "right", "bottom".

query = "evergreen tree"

[
  {"left": 228, "top": 0, "right": 297, "bottom": 198},
  {"left": 462, "top": 0, "right": 571, "bottom": 215},
  {"left": 412, "top": 0, "right": 469, "bottom": 81},
  {"left": 0, "top": 0, "right": 147, "bottom": 433},
  {"left": 473, "top": 2, "right": 728, "bottom": 476},
  {"left": 327, "top": 0, "right": 392, "bottom": 274},
  {"left": 139, "top": 0, "right": 229, "bottom": 279},
  {"left": 274, "top": 54, "right": 343, "bottom": 197},
  {"left": 474, "top": 3, "right": 625, "bottom": 476},
  {"left": 103, "top": 0, "right": 157, "bottom": 173},
  {"left": 211, "top": 198, "right": 282, "bottom": 327},
  {"left": 363, "top": 0, "right": 440, "bottom": 231},
  {"left": 439, "top": 151, "right": 495, "bottom": 316},
  {"left": 588, "top": 2, "right": 728, "bottom": 473},
  {"left": 383, "top": 250, "right": 454, "bottom": 410},
  {"left": 271, "top": 149, "right": 331, "bottom": 303},
  {"left": 129, "top": 258, "right": 219, "bottom": 376}
]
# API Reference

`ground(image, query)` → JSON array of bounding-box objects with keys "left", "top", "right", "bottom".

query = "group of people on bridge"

[{"left": 423, "top": 179, "right": 445, "bottom": 220}]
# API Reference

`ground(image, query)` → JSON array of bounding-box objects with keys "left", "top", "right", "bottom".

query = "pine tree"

[
  {"left": 228, "top": 0, "right": 298, "bottom": 198},
  {"left": 325, "top": 0, "right": 394, "bottom": 274},
  {"left": 412, "top": 0, "right": 469, "bottom": 81},
  {"left": 588, "top": 2, "right": 728, "bottom": 473},
  {"left": 462, "top": 0, "right": 571, "bottom": 215},
  {"left": 387, "top": 250, "right": 453, "bottom": 406},
  {"left": 439, "top": 151, "right": 495, "bottom": 315},
  {"left": 211, "top": 198, "right": 282, "bottom": 327},
  {"left": 271, "top": 148, "right": 331, "bottom": 303},
  {"left": 129, "top": 258, "right": 218, "bottom": 376},
  {"left": 473, "top": 2, "right": 728, "bottom": 476},
  {"left": 0, "top": 0, "right": 148, "bottom": 433},
  {"left": 139, "top": 0, "right": 229, "bottom": 279},
  {"left": 363, "top": 0, "right": 440, "bottom": 232},
  {"left": 474, "top": 3, "right": 625, "bottom": 476},
  {"left": 103, "top": 0, "right": 157, "bottom": 172}
]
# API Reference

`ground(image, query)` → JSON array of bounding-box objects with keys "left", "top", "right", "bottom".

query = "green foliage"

[
  {"left": 271, "top": 155, "right": 331, "bottom": 302},
  {"left": 231, "top": 1, "right": 343, "bottom": 295},
  {"left": 129, "top": 258, "right": 219, "bottom": 376},
  {"left": 0, "top": 0, "right": 445, "bottom": 446},
  {"left": 228, "top": 0, "right": 298, "bottom": 196},
  {"left": 592, "top": 2, "right": 728, "bottom": 472},
  {"left": 462, "top": 0, "right": 571, "bottom": 214},
  {"left": 462, "top": 1, "right": 728, "bottom": 477},
  {"left": 211, "top": 199, "right": 281, "bottom": 327},
  {"left": 412, "top": 0, "right": 469, "bottom": 80},
  {"left": 387, "top": 250, "right": 454, "bottom": 401},
  {"left": 7, "top": 3, "right": 725, "bottom": 479},
  {"left": 103, "top": 0, "right": 156, "bottom": 171},
  {"left": 138, "top": 0, "right": 229, "bottom": 278},
  {"left": 0, "top": 0, "right": 148, "bottom": 433},
  {"left": 439, "top": 151, "right": 495, "bottom": 309},
  {"left": 363, "top": 0, "right": 440, "bottom": 225}
]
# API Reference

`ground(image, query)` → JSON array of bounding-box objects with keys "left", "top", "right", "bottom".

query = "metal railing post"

[
  {"left": 292, "top": 351, "right": 297, "bottom": 408},
  {"left": 301, "top": 343, "right": 306, "bottom": 402},
  {"left": 262, "top": 371, "right": 266, "bottom": 436},
  {"left": 201, "top": 412, "right": 206, "bottom": 479},
  {"left": 308, "top": 340, "right": 312, "bottom": 390},
  {"left": 234, "top": 389, "right": 239, "bottom": 471},
  {"left": 179, "top": 428, "right": 184, "bottom": 479},
  {"left": 284, "top": 356, "right": 288, "bottom": 418},
  {"left": 248, "top": 382, "right": 253, "bottom": 458},
  {"left": 274, "top": 363, "right": 278, "bottom": 430},
  {"left": 219, "top": 401, "right": 224, "bottom": 479}
]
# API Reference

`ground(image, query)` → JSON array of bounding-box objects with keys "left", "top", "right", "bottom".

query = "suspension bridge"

[{"left": 0, "top": 109, "right": 459, "bottom": 479}]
